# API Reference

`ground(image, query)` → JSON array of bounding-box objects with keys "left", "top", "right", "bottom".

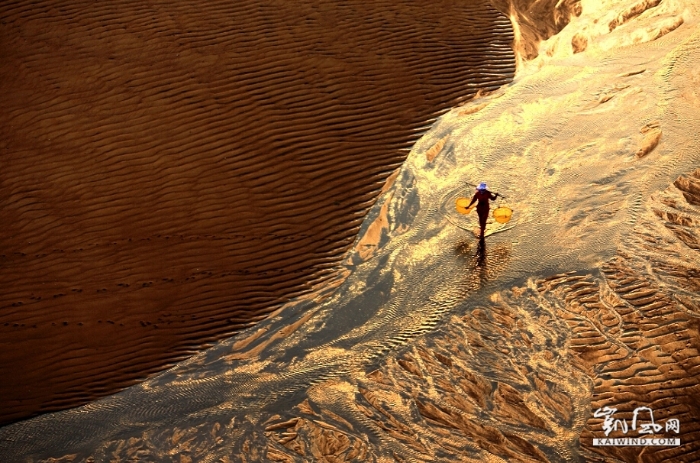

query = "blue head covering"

[{"left": 477, "top": 182, "right": 487, "bottom": 190}]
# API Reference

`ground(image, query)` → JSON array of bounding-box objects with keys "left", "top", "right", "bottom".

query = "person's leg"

[{"left": 478, "top": 208, "right": 487, "bottom": 237}]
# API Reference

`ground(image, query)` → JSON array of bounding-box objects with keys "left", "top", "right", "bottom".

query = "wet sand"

[{"left": 0, "top": 1, "right": 516, "bottom": 425}]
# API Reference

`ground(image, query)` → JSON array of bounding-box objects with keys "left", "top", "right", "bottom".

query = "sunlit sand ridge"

[{"left": 1, "top": 0, "right": 700, "bottom": 461}]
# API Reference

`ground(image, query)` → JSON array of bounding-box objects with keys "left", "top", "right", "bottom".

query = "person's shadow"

[
  {"left": 454, "top": 232, "right": 511, "bottom": 288},
  {"left": 475, "top": 236, "right": 486, "bottom": 267},
  {"left": 453, "top": 235, "right": 488, "bottom": 285},
  {"left": 474, "top": 236, "right": 488, "bottom": 282}
]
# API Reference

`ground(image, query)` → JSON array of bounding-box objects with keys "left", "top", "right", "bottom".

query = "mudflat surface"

[{"left": 0, "top": 0, "right": 515, "bottom": 425}]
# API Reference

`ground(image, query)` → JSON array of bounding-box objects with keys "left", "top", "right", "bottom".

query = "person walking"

[{"left": 466, "top": 182, "right": 499, "bottom": 238}]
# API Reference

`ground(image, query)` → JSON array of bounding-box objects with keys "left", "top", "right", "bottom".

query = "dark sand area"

[{"left": 0, "top": 0, "right": 516, "bottom": 425}]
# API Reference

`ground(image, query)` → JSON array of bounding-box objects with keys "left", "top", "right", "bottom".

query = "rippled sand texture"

[
  {"left": 489, "top": 0, "right": 583, "bottom": 63},
  {"left": 1, "top": 0, "right": 699, "bottom": 461},
  {"left": 0, "top": 0, "right": 517, "bottom": 425}
]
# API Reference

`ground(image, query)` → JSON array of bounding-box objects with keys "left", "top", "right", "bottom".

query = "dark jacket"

[{"left": 468, "top": 189, "right": 498, "bottom": 212}]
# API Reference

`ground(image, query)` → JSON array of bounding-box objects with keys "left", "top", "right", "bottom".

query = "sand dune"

[
  {"left": 0, "top": 0, "right": 516, "bottom": 425},
  {"left": 2, "top": 0, "right": 698, "bottom": 462}
]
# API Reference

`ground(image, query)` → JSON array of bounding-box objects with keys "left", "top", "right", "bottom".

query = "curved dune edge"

[
  {"left": 0, "top": 0, "right": 516, "bottom": 425},
  {"left": 1, "top": 0, "right": 699, "bottom": 461}
]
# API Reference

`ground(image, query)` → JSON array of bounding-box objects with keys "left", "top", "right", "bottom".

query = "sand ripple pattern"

[
  {"left": 0, "top": 0, "right": 515, "bottom": 424},
  {"left": 3, "top": 2, "right": 699, "bottom": 462},
  {"left": 537, "top": 171, "right": 700, "bottom": 462},
  {"left": 254, "top": 171, "right": 699, "bottom": 463},
  {"left": 20, "top": 169, "right": 697, "bottom": 462}
]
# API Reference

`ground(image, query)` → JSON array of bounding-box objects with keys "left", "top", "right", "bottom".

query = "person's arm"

[
  {"left": 467, "top": 192, "right": 478, "bottom": 208},
  {"left": 490, "top": 191, "right": 499, "bottom": 200}
]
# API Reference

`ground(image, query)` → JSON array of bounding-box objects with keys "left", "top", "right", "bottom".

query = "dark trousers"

[{"left": 477, "top": 206, "right": 489, "bottom": 234}]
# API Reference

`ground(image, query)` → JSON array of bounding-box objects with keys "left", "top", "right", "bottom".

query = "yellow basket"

[
  {"left": 493, "top": 206, "right": 513, "bottom": 224},
  {"left": 455, "top": 197, "right": 474, "bottom": 215}
]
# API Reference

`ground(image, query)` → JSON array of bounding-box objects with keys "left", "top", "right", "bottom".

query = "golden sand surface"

[
  {"left": 0, "top": 0, "right": 517, "bottom": 425},
  {"left": 1, "top": 0, "right": 700, "bottom": 461}
]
